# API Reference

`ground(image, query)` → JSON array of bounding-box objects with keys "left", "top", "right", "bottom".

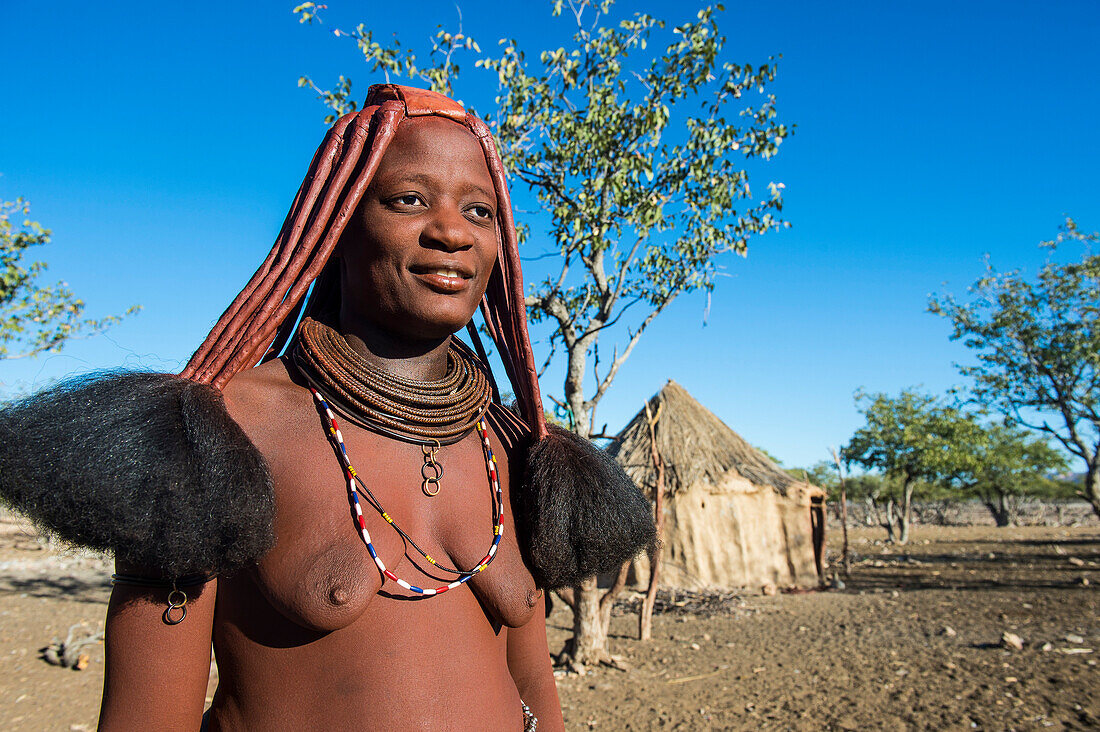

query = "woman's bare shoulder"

[{"left": 221, "top": 359, "right": 314, "bottom": 443}]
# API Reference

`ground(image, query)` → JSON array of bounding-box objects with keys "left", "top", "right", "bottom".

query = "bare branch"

[
  {"left": 536, "top": 335, "right": 559, "bottom": 379},
  {"left": 529, "top": 293, "right": 578, "bottom": 348},
  {"left": 584, "top": 288, "right": 683, "bottom": 412},
  {"left": 555, "top": 586, "right": 577, "bottom": 611},
  {"left": 580, "top": 296, "right": 644, "bottom": 340},
  {"left": 586, "top": 246, "right": 610, "bottom": 299},
  {"left": 599, "top": 561, "right": 630, "bottom": 612},
  {"left": 610, "top": 236, "right": 644, "bottom": 306},
  {"left": 516, "top": 168, "right": 582, "bottom": 216},
  {"left": 552, "top": 254, "right": 572, "bottom": 299},
  {"left": 1008, "top": 403, "right": 1087, "bottom": 461},
  {"left": 546, "top": 392, "right": 569, "bottom": 411},
  {"left": 591, "top": 341, "right": 600, "bottom": 391}
]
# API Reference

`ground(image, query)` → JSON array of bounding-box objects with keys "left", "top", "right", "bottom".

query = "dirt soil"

[{"left": 1, "top": 510, "right": 1097, "bottom": 731}]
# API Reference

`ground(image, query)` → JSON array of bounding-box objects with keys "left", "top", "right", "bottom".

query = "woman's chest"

[{"left": 245, "top": 421, "right": 539, "bottom": 633}]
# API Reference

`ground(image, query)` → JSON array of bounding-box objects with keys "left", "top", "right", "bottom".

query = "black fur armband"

[
  {"left": 514, "top": 424, "right": 656, "bottom": 590},
  {"left": 0, "top": 372, "right": 274, "bottom": 578}
]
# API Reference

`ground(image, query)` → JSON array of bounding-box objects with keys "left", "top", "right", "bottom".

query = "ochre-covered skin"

[
  {"left": 98, "top": 93, "right": 565, "bottom": 730},
  {"left": 210, "top": 360, "right": 551, "bottom": 729}
]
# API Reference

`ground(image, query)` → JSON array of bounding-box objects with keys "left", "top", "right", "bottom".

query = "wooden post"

[
  {"left": 638, "top": 400, "right": 665, "bottom": 641},
  {"left": 830, "top": 447, "right": 851, "bottom": 577}
]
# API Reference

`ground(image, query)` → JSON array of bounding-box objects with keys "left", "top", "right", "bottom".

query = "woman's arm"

[
  {"left": 506, "top": 594, "right": 565, "bottom": 732},
  {"left": 98, "top": 564, "right": 217, "bottom": 731}
]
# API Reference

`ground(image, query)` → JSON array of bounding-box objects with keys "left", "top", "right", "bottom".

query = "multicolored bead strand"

[{"left": 311, "top": 389, "right": 503, "bottom": 595}]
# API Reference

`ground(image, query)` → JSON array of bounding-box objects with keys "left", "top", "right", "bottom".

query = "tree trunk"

[
  {"left": 883, "top": 499, "right": 897, "bottom": 543},
  {"left": 557, "top": 366, "right": 605, "bottom": 667},
  {"left": 639, "top": 402, "right": 665, "bottom": 641},
  {"left": 840, "top": 486, "right": 851, "bottom": 576},
  {"left": 638, "top": 543, "right": 660, "bottom": 641},
  {"left": 560, "top": 564, "right": 629, "bottom": 669},
  {"left": 566, "top": 577, "right": 608, "bottom": 667},
  {"left": 830, "top": 448, "right": 850, "bottom": 576},
  {"left": 563, "top": 340, "right": 593, "bottom": 439},
  {"left": 979, "top": 489, "right": 1011, "bottom": 527},
  {"left": 1086, "top": 463, "right": 1100, "bottom": 520},
  {"left": 896, "top": 480, "right": 914, "bottom": 545},
  {"left": 601, "top": 563, "right": 629, "bottom": 631},
  {"left": 865, "top": 496, "right": 880, "bottom": 527},
  {"left": 999, "top": 492, "right": 1018, "bottom": 527},
  {"left": 982, "top": 497, "right": 1010, "bottom": 527}
]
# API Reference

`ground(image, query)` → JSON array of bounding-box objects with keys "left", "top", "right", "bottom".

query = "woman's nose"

[{"left": 421, "top": 205, "right": 476, "bottom": 251}]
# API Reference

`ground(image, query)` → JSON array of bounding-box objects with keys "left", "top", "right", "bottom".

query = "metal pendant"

[{"left": 421, "top": 440, "right": 443, "bottom": 496}]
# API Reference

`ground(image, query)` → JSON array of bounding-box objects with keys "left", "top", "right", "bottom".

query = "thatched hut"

[{"left": 608, "top": 380, "right": 825, "bottom": 590}]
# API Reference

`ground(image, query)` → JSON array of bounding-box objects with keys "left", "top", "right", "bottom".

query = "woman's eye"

[
  {"left": 469, "top": 205, "right": 493, "bottom": 220},
  {"left": 392, "top": 194, "right": 423, "bottom": 207}
]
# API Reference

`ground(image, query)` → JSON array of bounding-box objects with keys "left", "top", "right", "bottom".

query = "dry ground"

[{"left": 1, "top": 509, "right": 1097, "bottom": 731}]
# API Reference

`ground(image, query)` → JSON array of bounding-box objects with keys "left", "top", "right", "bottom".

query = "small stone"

[
  {"left": 1005, "top": 676, "right": 1018, "bottom": 683},
  {"left": 73, "top": 654, "right": 90, "bottom": 671},
  {"left": 941, "top": 626, "right": 957, "bottom": 637},
  {"left": 1066, "top": 633, "right": 1085, "bottom": 644},
  {"left": 761, "top": 584, "right": 777, "bottom": 596},
  {"left": 1041, "top": 642, "right": 1053, "bottom": 652},
  {"left": 1068, "top": 557, "right": 1085, "bottom": 566},
  {"left": 690, "top": 643, "right": 700, "bottom": 650},
  {"left": 1001, "top": 632, "right": 1025, "bottom": 651},
  {"left": 1081, "top": 578, "right": 1090, "bottom": 586}
]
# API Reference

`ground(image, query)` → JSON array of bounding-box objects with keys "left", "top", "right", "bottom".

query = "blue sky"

[{"left": 2, "top": 1, "right": 1098, "bottom": 470}]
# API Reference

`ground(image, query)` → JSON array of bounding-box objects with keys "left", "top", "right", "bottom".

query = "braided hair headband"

[{"left": 179, "top": 84, "right": 548, "bottom": 441}]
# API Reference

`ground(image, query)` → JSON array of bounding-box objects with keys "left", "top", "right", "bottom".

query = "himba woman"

[{"left": 0, "top": 85, "right": 654, "bottom": 730}]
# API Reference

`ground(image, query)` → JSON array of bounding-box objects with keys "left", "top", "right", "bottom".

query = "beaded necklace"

[
  {"left": 295, "top": 317, "right": 491, "bottom": 444},
  {"left": 294, "top": 317, "right": 493, "bottom": 498},
  {"left": 311, "top": 389, "right": 504, "bottom": 595}
]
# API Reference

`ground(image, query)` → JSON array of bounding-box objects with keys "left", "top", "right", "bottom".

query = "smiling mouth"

[{"left": 410, "top": 265, "right": 474, "bottom": 293}]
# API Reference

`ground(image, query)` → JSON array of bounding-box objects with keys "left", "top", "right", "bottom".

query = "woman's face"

[{"left": 338, "top": 116, "right": 499, "bottom": 343}]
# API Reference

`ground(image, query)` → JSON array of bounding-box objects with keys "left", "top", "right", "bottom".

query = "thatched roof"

[{"left": 607, "top": 380, "right": 800, "bottom": 497}]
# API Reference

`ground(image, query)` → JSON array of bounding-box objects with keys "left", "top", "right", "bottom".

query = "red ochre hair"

[{"left": 179, "top": 84, "right": 548, "bottom": 441}]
